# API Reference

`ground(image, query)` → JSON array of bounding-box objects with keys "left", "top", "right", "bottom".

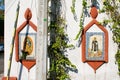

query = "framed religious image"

[
  {"left": 86, "top": 32, "right": 104, "bottom": 61},
  {"left": 81, "top": 6, "right": 108, "bottom": 72},
  {"left": 19, "top": 33, "right": 37, "bottom": 60}
]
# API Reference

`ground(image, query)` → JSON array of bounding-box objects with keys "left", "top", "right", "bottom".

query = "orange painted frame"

[
  {"left": 15, "top": 21, "right": 37, "bottom": 62},
  {"left": 2, "top": 77, "right": 17, "bottom": 80},
  {"left": 15, "top": 8, "right": 37, "bottom": 71},
  {"left": 82, "top": 19, "right": 108, "bottom": 63}
]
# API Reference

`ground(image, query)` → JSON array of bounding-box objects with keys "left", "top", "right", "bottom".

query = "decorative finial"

[
  {"left": 24, "top": 8, "right": 32, "bottom": 21},
  {"left": 90, "top": 6, "right": 98, "bottom": 19}
]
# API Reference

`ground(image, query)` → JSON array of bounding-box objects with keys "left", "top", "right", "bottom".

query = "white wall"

[{"left": 5, "top": 0, "right": 120, "bottom": 80}]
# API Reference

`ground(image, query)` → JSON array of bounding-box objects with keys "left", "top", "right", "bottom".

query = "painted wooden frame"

[
  {"left": 15, "top": 20, "right": 37, "bottom": 62},
  {"left": 2, "top": 77, "right": 17, "bottom": 80},
  {"left": 15, "top": 8, "right": 37, "bottom": 71},
  {"left": 81, "top": 6, "right": 108, "bottom": 72},
  {"left": 82, "top": 20, "right": 108, "bottom": 63}
]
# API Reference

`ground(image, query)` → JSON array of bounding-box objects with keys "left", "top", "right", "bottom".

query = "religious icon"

[
  {"left": 86, "top": 32, "right": 104, "bottom": 60},
  {"left": 15, "top": 8, "right": 37, "bottom": 71},
  {"left": 19, "top": 33, "right": 36, "bottom": 60},
  {"left": 81, "top": 6, "right": 108, "bottom": 72},
  {"left": 21, "top": 36, "right": 33, "bottom": 59}
]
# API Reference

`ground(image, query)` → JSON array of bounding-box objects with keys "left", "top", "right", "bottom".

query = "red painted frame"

[
  {"left": 15, "top": 21, "right": 37, "bottom": 62},
  {"left": 15, "top": 8, "right": 37, "bottom": 71},
  {"left": 2, "top": 77, "right": 17, "bottom": 80},
  {"left": 81, "top": 6, "right": 109, "bottom": 72},
  {"left": 82, "top": 19, "right": 108, "bottom": 63}
]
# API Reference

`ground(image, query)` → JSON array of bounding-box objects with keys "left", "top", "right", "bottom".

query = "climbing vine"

[
  {"left": 70, "top": 0, "right": 78, "bottom": 21},
  {"left": 74, "top": 0, "right": 87, "bottom": 40},
  {"left": 48, "top": 0, "right": 76, "bottom": 79},
  {"left": 101, "top": 0, "right": 120, "bottom": 75},
  {"left": 70, "top": 0, "right": 76, "bottom": 14}
]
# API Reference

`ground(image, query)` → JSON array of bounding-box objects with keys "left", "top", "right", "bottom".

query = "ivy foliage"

[
  {"left": 48, "top": 17, "right": 76, "bottom": 80},
  {"left": 75, "top": 0, "right": 87, "bottom": 40},
  {"left": 70, "top": 0, "right": 78, "bottom": 21},
  {"left": 70, "top": 0, "right": 76, "bottom": 14},
  {"left": 48, "top": 0, "right": 77, "bottom": 79},
  {"left": 99, "top": 0, "right": 120, "bottom": 75},
  {"left": 82, "top": 0, "right": 87, "bottom": 8}
]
